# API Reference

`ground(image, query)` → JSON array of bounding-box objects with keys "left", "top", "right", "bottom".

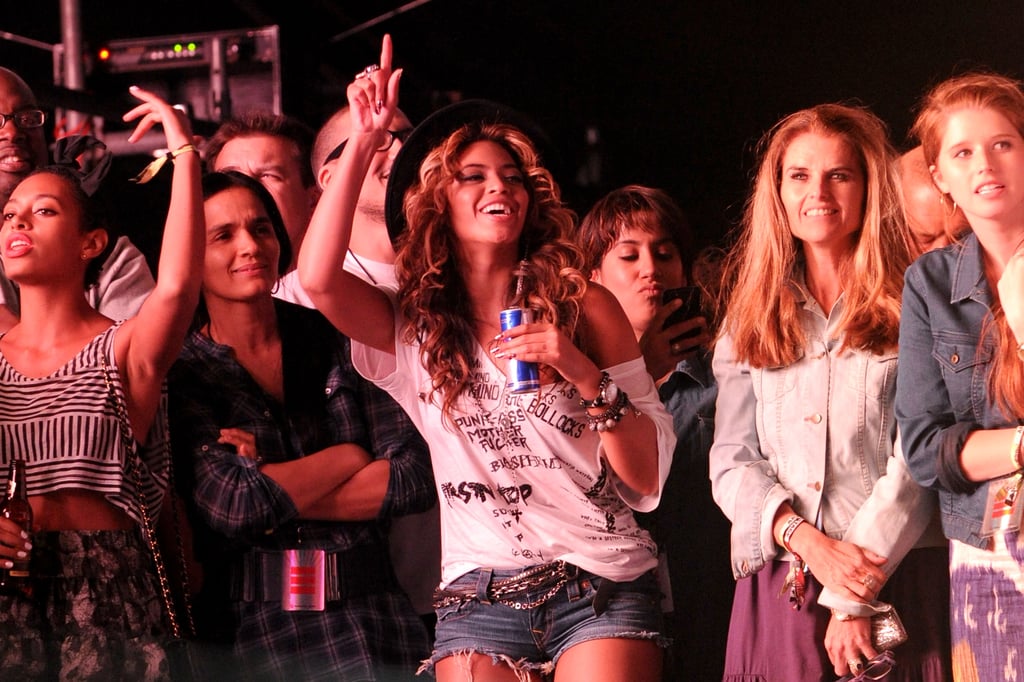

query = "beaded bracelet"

[
  {"left": 780, "top": 514, "right": 805, "bottom": 554},
  {"left": 131, "top": 143, "right": 199, "bottom": 184},
  {"left": 1012, "top": 425, "right": 1024, "bottom": 472},
  {"left": 585, "top": 386, "right": 632, "bottom": 432}
]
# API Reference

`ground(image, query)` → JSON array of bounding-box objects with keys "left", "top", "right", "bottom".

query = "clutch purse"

[{"left": 871, "top": 604, "right": 908, "bottom": 650}]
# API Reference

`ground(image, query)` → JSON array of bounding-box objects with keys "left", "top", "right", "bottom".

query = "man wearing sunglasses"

[
  {"left": 0, "top": 66, "right": 155, "bottom": 331},
  {"left": 275, "top": 104, "right": 414, "bottom": 301},
  {"left": 279, "top": 103, "right": 442, "bottom": 638}
]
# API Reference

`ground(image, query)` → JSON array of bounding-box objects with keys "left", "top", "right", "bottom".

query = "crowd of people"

[{"left": 0, "top": 30, "right": 1021, "bottom": 682}]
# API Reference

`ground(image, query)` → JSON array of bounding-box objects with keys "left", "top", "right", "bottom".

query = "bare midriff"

[{"left": 30, "top": 490, "right": 135, "bottom": 531}]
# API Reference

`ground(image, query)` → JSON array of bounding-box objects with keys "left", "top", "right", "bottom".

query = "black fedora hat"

[{"left": 384, "top": 98, "right": 559, "bottom": 245}]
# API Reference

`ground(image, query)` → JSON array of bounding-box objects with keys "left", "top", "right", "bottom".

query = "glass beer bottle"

[{"left": 0, "top": 458, "right": 32, "bottom": 595}]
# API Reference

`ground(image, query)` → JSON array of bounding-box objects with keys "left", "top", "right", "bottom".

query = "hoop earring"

[{"left": 941, "top": 194, "right": 958, "bottom": 218}]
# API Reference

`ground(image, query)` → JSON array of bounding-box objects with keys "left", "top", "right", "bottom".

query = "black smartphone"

[{"left": 662, "top": 286, "right": 703, "bottom": 334}]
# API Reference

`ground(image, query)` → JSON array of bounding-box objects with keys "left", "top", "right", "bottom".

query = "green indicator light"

[
  {"left": 174, "top": 43, "right": 183, "bottom": 53},
  {"left": 188, "top": 42, "right": 197, "bottom": 51}
]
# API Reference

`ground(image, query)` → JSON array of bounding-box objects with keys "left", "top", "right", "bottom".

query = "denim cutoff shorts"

[{"left": 424, "top": 564, "right": 666, "bottom": 676}]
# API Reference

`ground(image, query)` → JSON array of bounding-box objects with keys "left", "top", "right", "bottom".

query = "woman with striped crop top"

[{"left": 0, "top": 86, "right": 204, "bottom": 680}]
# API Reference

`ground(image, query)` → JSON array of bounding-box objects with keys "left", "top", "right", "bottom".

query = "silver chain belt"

[{"left": 433, "top": 560, "right": 577, "bottom": 610}]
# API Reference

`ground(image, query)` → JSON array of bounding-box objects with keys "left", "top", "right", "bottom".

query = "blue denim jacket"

[
  {"left": 660, "top": 349, "right": 717, "bottom": 472},
  {"left": 896, "top": 231, "right": 1006, "bottom": 550},
  {"left": 711, "top": 271, "right": 939, "bottom": 604}
]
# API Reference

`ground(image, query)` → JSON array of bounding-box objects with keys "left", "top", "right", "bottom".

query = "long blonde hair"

[
  {"left": 719, "top": 103, "right": 913, "bottom": 368},
  {"left": 911, "top": 72, "right": 1024, "bottom": 417},
  {"left": 394, "top": 122, "right": 587, "bottom": 426}
]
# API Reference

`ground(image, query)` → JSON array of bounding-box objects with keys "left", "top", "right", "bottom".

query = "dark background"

[{"left": 3, "top": 1, "right": 1024, "bottom": 253}]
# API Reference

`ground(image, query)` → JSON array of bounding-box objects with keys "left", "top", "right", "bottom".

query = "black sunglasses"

[{"left": 323, "top": 128, "right": 413, "bottom": 165}]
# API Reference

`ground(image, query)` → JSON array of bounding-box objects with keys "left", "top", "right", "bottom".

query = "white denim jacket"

[{"left": 710, "top": 274, "right": 943, "bottom": 616}]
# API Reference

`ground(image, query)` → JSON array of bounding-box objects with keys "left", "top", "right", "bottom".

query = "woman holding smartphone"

[{"left": 578, "top": 184, "right": 729, "bottom": 681}]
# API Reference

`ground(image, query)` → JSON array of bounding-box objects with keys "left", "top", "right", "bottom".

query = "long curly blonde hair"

[
  {"left": 394, "top": 122, "right": 588, "bottom": 426},
  {"left": 719, "top": 103, "right": 914, "bottom": 368}
]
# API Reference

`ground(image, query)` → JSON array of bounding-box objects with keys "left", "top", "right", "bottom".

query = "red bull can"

[{"left": 499, "top": 307, "right": 541, "bottom": 394}]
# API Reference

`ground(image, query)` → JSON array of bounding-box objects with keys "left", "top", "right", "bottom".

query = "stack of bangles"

[
  {"left": 579, "top": 372, "right": 639, "bottom": 432},
  {"left": 585, "top": 389, "right": 632, "bottom": 432}
]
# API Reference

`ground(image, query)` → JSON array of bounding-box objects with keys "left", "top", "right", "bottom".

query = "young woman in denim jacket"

[
  {"left": 710, "top": 103, "right": 951, "bottom": 681},
  {"left": 897, "top": 71, "right": 1024, "bottom": 680}
]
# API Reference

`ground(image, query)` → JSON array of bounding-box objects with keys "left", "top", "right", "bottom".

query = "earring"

[{"left": 940, "top": 194, "right": 958, "bottom": 218}]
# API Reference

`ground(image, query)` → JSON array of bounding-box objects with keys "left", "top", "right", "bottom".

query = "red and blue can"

[{"left": 499, "top": 307, "right": 541, "bottom": 393}]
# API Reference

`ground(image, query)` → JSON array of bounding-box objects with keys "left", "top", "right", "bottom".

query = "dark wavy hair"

[
  {"left": 394, "top": 122, "right": 588, "bottom": 426},
  {"left": 578, "top": 184, "right": 695, "bottom": 275}
]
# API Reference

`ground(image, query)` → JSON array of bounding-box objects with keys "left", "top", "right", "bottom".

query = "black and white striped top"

[{"left": 0, "top": 322, "right": 169, "bottom": 523}]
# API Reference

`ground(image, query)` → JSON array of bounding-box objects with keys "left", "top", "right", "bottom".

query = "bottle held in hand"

[{"left": 0, "top": 458, "right": 32, "bottom": 596}]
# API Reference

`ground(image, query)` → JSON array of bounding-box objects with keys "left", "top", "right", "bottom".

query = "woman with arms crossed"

[{"left": 169, "top": 170, "right": 432, "bottom": 681}]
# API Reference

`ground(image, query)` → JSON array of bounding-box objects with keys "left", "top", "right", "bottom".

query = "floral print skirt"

[{"left": 0, "top": 529, "right": 169, "bottom": 681}]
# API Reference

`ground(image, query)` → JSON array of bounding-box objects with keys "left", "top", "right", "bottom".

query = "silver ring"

[
  {"left": 861, "top": 575, "right": 876, "bottom": 590},
  {"left": 848, "top": 658, "right": 863, "bottom": 674},
  {"left": 376, "top": 98, "right": 384, "bottom": 110},
  {"left": 671, "top": 342, "right": 683, "bottom": 354},
  {"left": 357, "top": 64, "right": 381, "bottom": 79}
]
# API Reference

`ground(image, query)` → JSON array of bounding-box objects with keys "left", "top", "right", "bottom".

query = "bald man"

[
  {"left": 277, "top": 105, "right": 443, "bottom": 631},
  {"left": 275, "top": 105, "right": 413, "bottom": 300},
  {"left": 900, "top": 145, "right": 968, "bottom": 253}
]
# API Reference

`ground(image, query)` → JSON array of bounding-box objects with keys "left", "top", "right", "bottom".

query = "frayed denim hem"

[
  {"left": 550, "top": 630, "right": 668, "bottom": 667},
  {"left": 417, "top": 649, "right": 553, "bottom": 680},
  {"left": 417, "top": 632, "right": 668, "bottom": 679}
]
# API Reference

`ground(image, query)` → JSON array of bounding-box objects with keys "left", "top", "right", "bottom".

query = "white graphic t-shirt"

[{"left": 351, "top": 320, "right": 676, "bottom": 587}]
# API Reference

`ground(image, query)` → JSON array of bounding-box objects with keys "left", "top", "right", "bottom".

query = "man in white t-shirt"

[
  {"left": 277, "top": 104, "right": 444, "bottom": 631},
  {"left": 275, "top": 105, "right": 414, "bottom": 299}
]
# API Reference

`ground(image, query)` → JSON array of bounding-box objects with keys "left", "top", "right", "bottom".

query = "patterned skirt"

[
  {"left": 0, "top": 529, "right": 169, "bottom": 681},
  {"left": 949, "top": 529, "right": 1024, "bottom": 681}
]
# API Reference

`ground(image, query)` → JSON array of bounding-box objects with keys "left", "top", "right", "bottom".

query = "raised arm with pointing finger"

[
  {"left": 299, "top": 34, "right": 676, "bottom": 682},
  {"left": 0, "top": 84, "right": 203, "bottom": 680}
]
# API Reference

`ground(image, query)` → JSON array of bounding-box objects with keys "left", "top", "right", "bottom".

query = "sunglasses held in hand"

[{"left": 837, "top": 650, "right": 896, "bottom": 682}]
